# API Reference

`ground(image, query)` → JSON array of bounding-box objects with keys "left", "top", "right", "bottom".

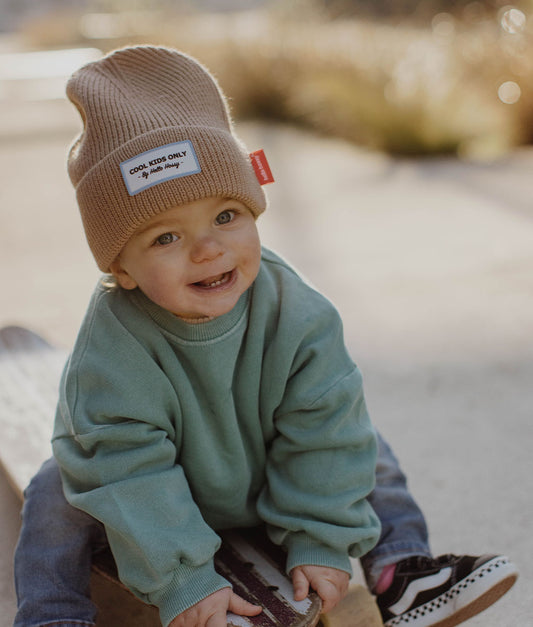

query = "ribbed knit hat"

[{"left": 66, "top": 45, "right": 267, "bottom": 271}]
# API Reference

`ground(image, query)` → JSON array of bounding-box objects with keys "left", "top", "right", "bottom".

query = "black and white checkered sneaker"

[{"left": 376, "top": 553, "right": 518, "bottom": 627}]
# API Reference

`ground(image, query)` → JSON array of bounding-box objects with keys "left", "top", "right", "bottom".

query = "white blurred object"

[{"left": 0, "top": 47, "right": 101, "bottom": 101}]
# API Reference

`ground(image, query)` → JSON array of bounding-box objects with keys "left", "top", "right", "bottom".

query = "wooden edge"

[
  {"left": 0, "top": 326, "right": 63, "bottom": 499},
  {"left": 0, "top": 456, "right": 25, "bottom": 502},
  {"left": 319, "top": 584, "right": 383, "bottom": 627},
  {"left": 0, "top": 325, "right": 53, "bottom": 352}
]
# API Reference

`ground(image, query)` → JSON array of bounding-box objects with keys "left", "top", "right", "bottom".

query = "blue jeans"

[
  {"left": 13, "top": 432, "right": 430, "bottom": 626},
  {"left": 363, "top": 433, "right": 431, "bottom": 587}
]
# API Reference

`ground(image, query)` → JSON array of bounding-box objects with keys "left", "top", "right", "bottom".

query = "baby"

[{"left": 13, "top": 46, "right": 517, "bottom": 627}]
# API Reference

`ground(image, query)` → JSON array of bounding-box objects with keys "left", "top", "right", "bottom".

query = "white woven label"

[{"left": 120, "top": 140, "right": 201, "bottom": 196}]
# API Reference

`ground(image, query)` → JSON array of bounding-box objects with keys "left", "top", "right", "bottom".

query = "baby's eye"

[
  {"left": 154, "top": 232, "right": 178, "bottom": 246},
  {"left": 215, "top": 210, "right": 235, "bottom": 225}
]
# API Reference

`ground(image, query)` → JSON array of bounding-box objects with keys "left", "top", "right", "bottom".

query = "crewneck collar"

[{"left": 130, "top": 288, "right": 250, "bottom": 343}]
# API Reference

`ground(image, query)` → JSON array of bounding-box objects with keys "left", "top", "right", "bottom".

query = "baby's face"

[{"left": 110, "top": 197, "right": 261, "bottom": 320}]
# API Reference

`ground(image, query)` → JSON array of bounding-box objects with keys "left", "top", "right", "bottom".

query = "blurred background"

[
  {"left": 1, "top": 0, "right": 533, "bottom": 156},
  {"left": 0, "top": 2, "right": 532, "bottom": 626}
]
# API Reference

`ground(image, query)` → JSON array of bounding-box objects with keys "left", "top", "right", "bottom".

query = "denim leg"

[
  {"left": 360, "top": 432, "right": 431, "bottom": 589},
  {"left": 14, "top": 457, "right": 108, "bottom": 627}
]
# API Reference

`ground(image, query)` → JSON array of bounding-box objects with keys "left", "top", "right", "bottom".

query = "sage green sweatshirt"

[{"left": 53, "top": 248, "right": 379, "bottom": 625}]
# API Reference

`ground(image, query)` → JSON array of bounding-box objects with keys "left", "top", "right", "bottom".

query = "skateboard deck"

[{"left": 0, "top": 325, "right": 382, "bottom": 626}]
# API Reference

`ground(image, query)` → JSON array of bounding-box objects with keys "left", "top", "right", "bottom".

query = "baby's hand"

[
  {"left": 168, "top": 588, "right": 261, "bottom": 627},
  {"left": 291, "top": 564, "right": 350, "bottom": 614}
]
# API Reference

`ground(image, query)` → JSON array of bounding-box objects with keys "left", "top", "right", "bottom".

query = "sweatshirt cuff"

[
  {"left": 153, "top": 559, "right": 231, "bottom": 627},
  {"left": 284, "top": 532, "right": 353, "bottom": 577}
]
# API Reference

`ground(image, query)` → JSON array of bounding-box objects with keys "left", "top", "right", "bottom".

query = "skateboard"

[{"left": 0, "top": 325, "right": 382, "bottom": 627}]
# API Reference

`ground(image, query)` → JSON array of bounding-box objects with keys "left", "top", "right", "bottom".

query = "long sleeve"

[
  {"left": 52, "top": 293, "right": 229, "bottom": 625},
  {"left": 256, "top": 294, "right": 380, "bottom": 575}
]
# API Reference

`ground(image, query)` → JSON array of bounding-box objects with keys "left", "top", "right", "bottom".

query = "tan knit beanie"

[{"left": 66, "top": 45, "right": 268, "bottom": 271}]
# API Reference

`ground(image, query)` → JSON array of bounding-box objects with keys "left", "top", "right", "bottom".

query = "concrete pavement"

[{"left": 0, "top": 94, "right": 531, "bottom": 625}]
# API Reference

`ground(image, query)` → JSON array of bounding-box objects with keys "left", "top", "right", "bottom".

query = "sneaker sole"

[{"left": 384, "top": 556, "right": 518, "bottom": 627}]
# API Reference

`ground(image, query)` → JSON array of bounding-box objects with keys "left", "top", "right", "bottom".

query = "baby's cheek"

[{"left": 140, "top": 280, "right": 175, "bottom": 310}]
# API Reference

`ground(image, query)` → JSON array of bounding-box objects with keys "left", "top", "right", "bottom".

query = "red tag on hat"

[{"left": 250, "top": 149, "right": 274, "bottom": 185}]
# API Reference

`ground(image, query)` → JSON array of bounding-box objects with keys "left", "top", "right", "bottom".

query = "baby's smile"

[{"left": 191, "top": 269, "right": 236, "bottom": 291}]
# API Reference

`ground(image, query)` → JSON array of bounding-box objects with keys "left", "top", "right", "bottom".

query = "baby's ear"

[{"left": 109, "top": 259, "right": 138, "bottom": 290}]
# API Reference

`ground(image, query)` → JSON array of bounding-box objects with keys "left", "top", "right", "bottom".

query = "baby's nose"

[{"left": 189, "top": 235, "right": 224, "bottom": 263}]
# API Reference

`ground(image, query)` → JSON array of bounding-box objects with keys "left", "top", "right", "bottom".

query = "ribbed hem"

[
  {"left": 153, "top": 560, "right": 231, "bottom": 627},
  {"left": 132, "top": 286, "right": 249, "bottom": 343},
  {"left": 284, "top": 533, "right": 353, "bottom": 577}
]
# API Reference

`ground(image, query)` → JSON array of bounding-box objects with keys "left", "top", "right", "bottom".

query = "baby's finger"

[
  {"left": 314, "top": 576, "right": 349, "bottom": 614},
  {"left": 291, "top": 566, "right": 310, "bottom": 601},
  {"left": 227, "top": 592, "right": 262, "bottom": 617},
  {"left": 315, "top": 581, "right": 342, "bottom": 614}
]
